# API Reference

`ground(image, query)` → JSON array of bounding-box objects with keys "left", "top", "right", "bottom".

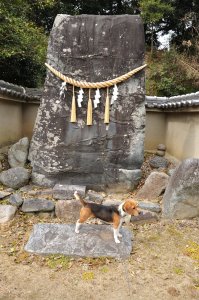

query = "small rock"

[
  {"left": 138, "top": 202, "right": 161, "bottom": 213},
  {"left": 19, "top": 185, "right": 36, "bottom": 193},
  {"left": 167, "top": 168, "right": 175, "bottom": 176},
  {"left": 102, "top": 199, "right": 122, "bottom": 206},
  {"left": 131, "top": 211, "right": 159, "bottom": 224},
  {"left": 31, "top": 172, "right": 55, "bottom": 187},
  {"left": 21, "top": 199, "right": 55, "bottom": 212},
  {"left": 149, "top": 156, "right": 169, "bottom": 169},
  {"left": 86, "top": 190, "right": 104, "bottom": 204},
  {"left": 136, "top": 172, "right": 169, "bottom": 201},
  {"left": 28, "top": 188, "right": 53, "bottom": 198},
  {"left": 157, "top": 144, "right": 166, "bottom": 151},
  {"left": 0, "top": 191, "right": 12, "bottom": 200},
  {"left": 53, "top": 184, "right": 86, "bottom": 200},
  {"left": 5, "top": 188, "right": 15, "bottom": 193},
  {"left": 55, "top": 200, "right": 81, "bottom": 222},
  {"left": 37, "top": 212, "right": 55, "bottom": 219},
  {"left": 8, "top": 137, "right": 29, "bottom": 168},
  {"left": 0, "top": 205, "right": 17, "bottom": 223},
  {"left": 0, "top": 167, "right": 30, "bottom": 189},
  {"left": 156, "top": 150, "right": 165, "bottom": 157},
  {"left": 9, "top": 194, "right": 23, "bottom": 207}
]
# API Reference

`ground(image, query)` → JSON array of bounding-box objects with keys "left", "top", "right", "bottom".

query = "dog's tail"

[{"left": 74, "top": 191, "right": 87, "bottom": 206}]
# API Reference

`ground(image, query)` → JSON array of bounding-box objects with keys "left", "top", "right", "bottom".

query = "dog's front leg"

[
  {"left": 117, "top": 219, "right": 123, "bottom": 238},
  {"left": 75, "top": 219, "right": 81, "bottom": 233},
  {"left": 113, "top": 228, "right": 120, "bottom": 243}
]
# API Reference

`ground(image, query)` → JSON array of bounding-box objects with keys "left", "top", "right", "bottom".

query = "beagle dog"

[{"left": 74, "top": 191, "right": 140, "bottom": 243}]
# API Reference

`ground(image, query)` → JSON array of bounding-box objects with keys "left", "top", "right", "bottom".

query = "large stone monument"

[{"left": 29, "top": 14, "right": 145, "bottom": 191}]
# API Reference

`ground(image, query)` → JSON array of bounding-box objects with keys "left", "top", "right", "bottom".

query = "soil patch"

[{"left": 1, "top": 211, "right": 199, "bottom": 300}]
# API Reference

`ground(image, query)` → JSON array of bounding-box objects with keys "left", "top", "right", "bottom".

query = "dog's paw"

[
  {"left": 114, "top": 238, "right": 120, "bottom": 244},
  {"left": 75, "top": 230, "right": 79, "bottom": 234},
  {"left": 117, "top": 233, "right": 122, "bottom": 238}
]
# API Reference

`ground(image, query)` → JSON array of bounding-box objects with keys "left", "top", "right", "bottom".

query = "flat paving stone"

[{"left": 25, "top": 224, "right": 133, "bottom": 259}]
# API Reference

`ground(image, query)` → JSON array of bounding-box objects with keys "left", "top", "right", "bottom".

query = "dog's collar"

[{"left": 118, "top": 202, "right": 128, "bottom": 217}]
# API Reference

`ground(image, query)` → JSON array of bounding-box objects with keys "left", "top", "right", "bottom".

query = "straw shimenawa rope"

[{"left": 45, "top": 63, "right": 147, "bottom": 89}]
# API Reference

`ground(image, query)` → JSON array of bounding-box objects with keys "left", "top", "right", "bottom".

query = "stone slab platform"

[{"left": 25, "top": 224, "right": 133, "bottom": 259}]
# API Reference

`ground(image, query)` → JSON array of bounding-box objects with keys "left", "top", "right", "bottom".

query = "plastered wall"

[
  {"left": 0, "top": 97, "right": 198, "bottom": 160},
  {"left": 145, "top": 110, "right": 199, "bottom": 159},
  {"left": 165, "top": 112, "right": 199, "bottom": 159},
  {"left": 0, "top": 99, "right": 22, "bottom": 146}
]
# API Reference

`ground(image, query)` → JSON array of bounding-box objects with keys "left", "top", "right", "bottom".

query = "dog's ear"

[
  {"left": 124, "top": 200, "right": 139, "bottom": 215},
  {"left": 131, "top": 200, "right": 138, "bottom": 207},
  {"left": 123, "top": 201, "right": 133, "bottom": 211}
]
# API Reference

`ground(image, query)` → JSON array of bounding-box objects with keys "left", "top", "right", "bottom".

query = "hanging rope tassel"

[
  {"left": 104, "top": 87, "right": 110, "bottom": 124},
  {"left": 87, "top": 89, "right": 93, "bottom": 126},
  {"left": 71, "top": 85, "right": 77, "bottom": 122}
]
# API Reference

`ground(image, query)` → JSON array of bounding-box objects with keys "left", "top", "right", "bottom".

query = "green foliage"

[
  {"left": 0, "top": 0, "right": 198, "bottom": 92},
  {"left": 140, "top": 0, "right": 173, "bottom": 53},
  {"left": 46, "top": 254, "right": 71, "bottom": 269},
  {"left": 163, "top": 0, "right": 199, "bottom": 53},
  {"left": 146, "top": 49, "right": 198, "bottom": 96},
  {"left": 0, "top": 0, "right": 47, "bottom": 87},
  {"left": 184, "top": 241, "right": 199, "bottom": 266},
  {"left": 140, "top": 0, "right": 173, "bottom": 24},
  {"left": 82, "top": 271, "right": 95, "bottom": 281},
  {"left": 173, "top": 267, "right": 184, "bottom": 275}
]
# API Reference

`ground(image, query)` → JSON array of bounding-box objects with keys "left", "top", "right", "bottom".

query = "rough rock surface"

[
  {"left": 138, "top": 202, "right": 161, "bottom": 213},
  {"left": 8, "top": 137, "right": 29, "bottom": 168},
  {"left": 163, "top": 158, "right": 199, "bottom": 219},
  {"left": 149, "top": 156, "right": 169, "bottom": 169},
  {"left": 21, "top": 199, "right": 55, "bottom": 212},
  {"left": 0, "top": 167, "right": 30, "bottom": 189},
  {"left": 102, "top": 199, "right": 122, "bottom": 207},
  {"left": 86, "top": 190, "right": 105, "bottom": 204},
  {"left": 136, "top": 172, "right": 169, "bottom": 200},
  {"left": 0, "top": 205, "right": 17, "bottom": 223},
  {"left": 25, "top": 223, "right": 132, "bottom": 258},
  {"left": 0, "top": 191, "right": 12, "bottom": 200},
  {"left": 9, "top": 194, "right": 23, "bottom": 207},
  {"left": 131, "top": 211, "right": 158, "bottom": 224},
  {"left": 53, "top": 184, "right": 86, "bottom": 200},
  {"left": 55, "top": 200, "right": 81, "bottom": 222},
  {"left": 27, "top": 188, "right": 53, "bottom": 198},
  {"left": 29, "top": 14, "right": 145, "bottom": 191}
]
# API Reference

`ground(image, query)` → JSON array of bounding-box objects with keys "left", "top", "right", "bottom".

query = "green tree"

[
  {"left": 0, "top": 0, "right": 49, "bottom": 87},
  {"left": 140, "top": 0, "right": 173, "bottom": 54},
  {"left": 162, "top": 0, "right": 199, "bottom": 54}
]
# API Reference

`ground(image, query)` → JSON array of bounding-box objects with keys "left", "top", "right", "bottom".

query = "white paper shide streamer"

[
  {"left": 93, "top": 88, "right": 101, "bottom": 108},
  {"left": 111, "top": 84, "right": 118, "bottom": 104},
  {"left": 60, "top": 81, "right": 67, "bottom": 98},
  {"left": 77, "top": 88, "right": 84, "bottom": 107}
]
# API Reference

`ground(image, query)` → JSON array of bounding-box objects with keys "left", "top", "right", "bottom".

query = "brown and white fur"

[{"left": 74, "top": 191, "right": 140, "bottom": 243}]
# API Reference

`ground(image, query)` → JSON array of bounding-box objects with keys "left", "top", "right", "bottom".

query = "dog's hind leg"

[{"left": 75, "top": 207, "right": 92, "bottom": 234}]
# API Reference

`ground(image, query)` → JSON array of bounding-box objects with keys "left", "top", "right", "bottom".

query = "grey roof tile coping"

[
  {"left": 0, "top": 80, "right": 198, "bottom": 109},
  {"left": 146, "top": 93, "right": 199, "bottom": 110},
  {"left": 0, "top": 80, "right": 41, "bottom": 102}
]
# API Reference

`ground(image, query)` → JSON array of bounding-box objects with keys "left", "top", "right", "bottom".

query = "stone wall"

[{"left": 29, "top": 14, "right": 146, "bottom": 191}]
